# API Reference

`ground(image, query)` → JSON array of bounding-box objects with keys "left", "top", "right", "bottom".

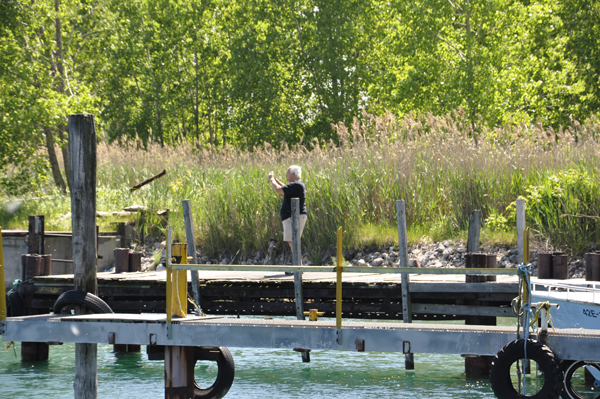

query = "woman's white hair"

[{"left": 288, "top": 165, "right": 302, "bottom": 179}]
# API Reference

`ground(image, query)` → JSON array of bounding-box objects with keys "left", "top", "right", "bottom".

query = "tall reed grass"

[{"left": 2, "top": 110, "right": 600, "bottom": 260}]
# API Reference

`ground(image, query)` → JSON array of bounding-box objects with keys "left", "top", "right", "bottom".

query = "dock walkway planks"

[
  {"left": 3, "top": 313, "right": 600, "bottom": 362},
  {"left": 18, "top": 270, "right": 519, "bottom": 320}
]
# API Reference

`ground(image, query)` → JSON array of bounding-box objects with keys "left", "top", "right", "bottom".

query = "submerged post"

[
  {"left": 336, "top": 227, "right": 343, "bottom": 330},
  {"left": 292, "top": 198, "right": 308, "bottom": 362},
  {"left": 69, "top": 114, "right": 98, "bottom": 399},
  {"left": 465, "top": 210, "right": 494, "bottom": 376},
  {"left": 182, "top": 200, "right": 201, "bottom": 314},
  {"left": 396, "top": 200, "right": 414, "bottom": 370}
]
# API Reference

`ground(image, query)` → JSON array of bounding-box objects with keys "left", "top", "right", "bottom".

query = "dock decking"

[
  {"left": 17, "top": 270, "right": 520, "bottom": 320},
  {"left": 3, "top": 313, "right": 600, "bottom": 362}
]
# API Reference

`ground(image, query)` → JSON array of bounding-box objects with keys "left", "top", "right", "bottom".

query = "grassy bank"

[{"left": 2, "top": 111, "right": 600, "bottom": 262}]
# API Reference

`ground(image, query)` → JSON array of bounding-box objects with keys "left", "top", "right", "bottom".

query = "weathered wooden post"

[
  {"left": 129, "top": 251, "right": 142, "bottom": 272},
  {"left": 586, "top": 253, "right": 600, "bottom": 281},
  {"left": 182, "top": 199, "right": 201, "bottom": 314},
  {"left": 21, "top": 216, "right": 51, "bottom": 360},
  {"left": 516, "top": 199, "right": 526, "bottom": 264},
  {"left": 467, "top": 210, "right": 481, "bottom": 254},
  {"left": 28, "top": 215, "right": 44, "bottom": 255},
  {"left": 396, "top": 200, "right": 414, "bottom": 370},
  {"left": 69, "top": 114, "right": 98, "bottom": 399},
  {"left": 114, "top": 248, "right": 130, "bottom": 273},
  {"left": 291, "top": 198, "right": 308, "bottom": 362},
  {"left": 464, "top": 210, "right": 494, "bottom": 376},
  {"left": 117, "top": 222, "right": 127, "bottom": 248},
  {"left": 165, "top": 346, "right": 195, "bottom": 398},
  {"left": 291, "top": 198, "right": 304, "bottom": 320}
]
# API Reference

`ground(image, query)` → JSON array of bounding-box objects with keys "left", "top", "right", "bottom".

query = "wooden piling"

[
  {"left": 586, "top": 253, "right": 600, "bottom": 281},
  {"left": 21, "top": 254, "right": 42, "bottom": 281},
  {"left": 114, "top": 248, "right": 130, "bottom": 273},
  {"left": 114, "top": 344, "right": 141, "bottom": 353},
  {"left": 467, "top": 210, "right": 481, "bottom": 254},
  {"left": 165, "top": 346, "right": 195, "bottom": 399},
  {"left": 552, "top": 253, "right": 569, "bottom": 280},
  {"left": 117, "top": 222, "right": 127, "bottom": 248},
  {"left": 21, "top": 342, "right": 49, "bottom": 361},
  {"left": 21, "top": 218, "right": 50, "bottom": 361},
  {"left": 41, "top": 254, "right": 52, "bottom": 275},
  {"left": 128, "top": 252, "right": 142, "bottom": 272},
  {"left": 537, "top": 253, "right": 553, "bottom": 279},
  {"left": 464, "top": 210, "right": 494, "bottom": 376},
  {"left": 28, "top": 215, "right": 44, "bottom": 254},
  {"left": 69, "top": 113, "right": 98, "bottom": 399},
  {"left": 291, "top": 198, "right": 304, "bottom": 321},
  {"left": 396, "top": 200, "right": 414, "bottom": 370},
  {"left": 291, "top": 198, "right": 308, "bottom": 362},
  {"left": 20, "top": 254, "right": 49, "bottom": 361}
]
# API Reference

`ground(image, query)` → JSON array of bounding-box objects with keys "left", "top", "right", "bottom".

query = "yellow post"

[
  {"left": 168, "top": 243, "right": 188, "bottom": 321},
  {"left": 336, "top": 226, "right": 343, "bottom": 329},
  {"left": 0, "top": 227, "right": 6, "bottom": 322}
]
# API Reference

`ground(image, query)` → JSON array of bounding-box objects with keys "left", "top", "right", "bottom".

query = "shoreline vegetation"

[{"left": 2, "top": 111, "right": 600, "bottom": 264}]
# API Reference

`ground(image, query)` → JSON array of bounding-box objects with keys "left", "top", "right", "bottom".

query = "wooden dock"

[
  {"left": 17, "top": 270, "right": 520, "bottom": 321},
  {"left": 4, "top": 313, "right": 600, "bottom": 362}
]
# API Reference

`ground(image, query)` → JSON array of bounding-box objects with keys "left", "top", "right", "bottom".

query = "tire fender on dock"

[
  {"left": 561, "top": 360, "right": 600, "bottom": 399},
  {"left": 53, "top": 290, "right": 114, "bottom": 314},
  {"left": 490, "top": 338, "right": 563, "bottom": 399},
  {"left": 193, "top": 346, "right": 235, "bottom": 399}
]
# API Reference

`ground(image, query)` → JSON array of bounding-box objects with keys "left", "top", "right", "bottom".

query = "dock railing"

[{"left": 166, "top": 226, "right": 519, "bottom": 326}]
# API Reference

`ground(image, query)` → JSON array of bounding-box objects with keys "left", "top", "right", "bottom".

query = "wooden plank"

[{"left": 411, "top": 304, "right": 515, "bottom": 317}]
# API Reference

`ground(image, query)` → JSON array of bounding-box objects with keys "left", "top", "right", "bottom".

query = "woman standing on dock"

[{"left": 267, "top": 165, "right": 307, "bottom": 268}]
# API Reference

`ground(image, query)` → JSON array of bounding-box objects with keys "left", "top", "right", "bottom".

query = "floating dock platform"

[{"left": 3, "top": 313, "right": 600, "bottom": 362}]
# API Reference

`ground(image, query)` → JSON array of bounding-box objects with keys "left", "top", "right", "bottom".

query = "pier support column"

[
  {"left": 20, "top": 252, "right": 50, "bottom": 361},
  {"left": 165, "top": 346, "right": 194, "bottom": 399},
  {"left": 69, "top": 114, "right": 98, "bottom": 399},
  {"left": 464, "top": 212, "right": 494, "bottom": 377},
  {"left": 396, "top": 200, "right": 414, "bottom": 370}
]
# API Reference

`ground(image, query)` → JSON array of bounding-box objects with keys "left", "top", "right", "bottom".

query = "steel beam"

[{"left": 3, "top": 314, "right": 600, "bottom": 361}]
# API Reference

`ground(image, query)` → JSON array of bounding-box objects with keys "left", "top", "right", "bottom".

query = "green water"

[
  {"left": 0, "top": 343, "right": 497, "bottom": 398},
  {"left": 1, "top": 318, "right": 509, "bottom": 398}
]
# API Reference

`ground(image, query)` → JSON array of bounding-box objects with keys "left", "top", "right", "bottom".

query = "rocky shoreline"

[{"left": 135, "top": 239, "right": 588, "bottom": 279}]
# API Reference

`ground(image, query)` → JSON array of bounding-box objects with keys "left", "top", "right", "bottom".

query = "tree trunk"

[
  {"left": 193, "top": 0, "right": 200, "bottom": 142},
  {"left": 57, "top": 125, "right": 71, "bottom": 190},
  {"left": 45, "top": 126, "right": 67, "bottom": 193},
  {"left": 55, "top": 0, "right": 71, "bottom": 191}
]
